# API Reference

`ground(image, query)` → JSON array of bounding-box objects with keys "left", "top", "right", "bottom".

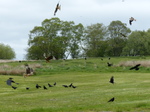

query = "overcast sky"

[{"left": 0, "top": 0, "right": 150, "bottom": 60}]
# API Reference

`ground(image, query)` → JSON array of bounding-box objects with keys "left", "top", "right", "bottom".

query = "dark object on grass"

[
  {"left": 69, "top": 83, "right": 73, "bottom": 87},
  {"left": 53, "top": 82, "right": 56, "bottom": 86},
  {"left": 72, "top": 85, "right": 77, "bottom": 88},
  {"left": 101, "top": 58, "right": 103, "bottom": 61},
  {"left": 129, "top": 64, "right": 141, "bottom": 70},
  {"left": 43, "top": 85, "right": 47, "bottom": 90},
  {"left": 6, "top": 78, "right": 18, "bottom": 86},
  {"left": 12, "top": 86, "right": 17, "bottom": 89},
  {"left": 107, "top": 62, "right": 113, "bottom": 67},
  {"left": 26, "top": 87, "right": 29, "bottom": 90},
  {"left": 62, "top": 85, "right": 68, "bottom": 88},
  {"left": 36, "top": 84, "right": 41, "bottom": 89},
  {"left": 48, "top": 83, "right": 53, "bottom": 87},
  {"left": 108, "top": 97, "right": 115, "bottom": 102},
  {"left": 109, "top": 76, "right": 114, "bottom": 84}
]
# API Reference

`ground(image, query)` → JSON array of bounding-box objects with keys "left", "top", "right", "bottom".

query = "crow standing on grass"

[
  {"left": 109, "top": 76, "right": 114, "bottom": 84},
  {"left": 48, "top": 83, "right": 53, "bottom": 87},
  {"left": 108, "top": 97, "right": 115, "bottom": 102},
  {"left": 107, "top": 62, "right": 113, "bottom": 67},
  {"left": 43, "top": 85, "right": 47, "bottom": 90},
  {"left": 36, "top": 84, "right": 41, "bottom": 89},
  {"left": 12, "top": 86, "right": 17, "bottom": 89}
]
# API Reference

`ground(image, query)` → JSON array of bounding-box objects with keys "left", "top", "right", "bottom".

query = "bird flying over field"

[
  {"left": 6, "top": 78, "right": 19, "bottom": 86},
  {"left": 54, "top": 2, "right": 61, "bottom": 16},
  {"left": 43, "top": 53, "right": 53, "bottom": 63},
  {"left": 108, "top": 97, "right": 115, "bottom": 102},
  {"left": 129, "top": 17, "right": 136, "bottom": 25},
  {"left": 129, "top": 64, "right": 141, "bottom": 70},
  {"left": 109, "top": 76, "right": 114, "bottom": 84}
]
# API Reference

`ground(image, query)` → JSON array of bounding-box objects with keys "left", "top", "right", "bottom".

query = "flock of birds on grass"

[
  {"left": 6, "top": 77, "right": 77, "bottom": 90},
  {"left": 5, "top": 57, "right": 141, "bottom": 103}
]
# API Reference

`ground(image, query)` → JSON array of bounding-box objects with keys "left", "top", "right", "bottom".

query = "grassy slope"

[{"left": 0, "top": 57, "right": 150, "bottom": 112}]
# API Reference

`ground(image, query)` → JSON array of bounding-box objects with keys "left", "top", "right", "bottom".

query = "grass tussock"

[
  {"left": 118, "top": 60, "right": 150, "bottom": 67},
  {"left": 0, "top": 63, "right": 42, "bottom": 75}
]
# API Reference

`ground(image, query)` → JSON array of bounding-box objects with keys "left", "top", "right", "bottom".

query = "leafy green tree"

[
  {"left": 83, "top": 23, "right": 108, "bottom": 57},
  {"left": 106, "top": 20, "right": 131, "bottom": 56},
  {"left": 122, "top": 30, "right": 150, "bottom": 56},
  {"left": 0, "top": 43, "right": 16, "bottom": 59},
  {"left": 26, "top": 18, "right": 84, "bottom": 59}
]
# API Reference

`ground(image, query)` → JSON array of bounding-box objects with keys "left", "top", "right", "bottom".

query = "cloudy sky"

[{"left": 0, "top": 0, "right": 150, "bottom": 60}]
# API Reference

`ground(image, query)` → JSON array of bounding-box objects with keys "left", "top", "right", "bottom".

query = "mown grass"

[{"left": 0, "top": 57, "right": 150, "bottom": 112}]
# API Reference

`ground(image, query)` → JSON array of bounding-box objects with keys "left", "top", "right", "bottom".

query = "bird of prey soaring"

[
  {"left": 129, "top": 64, "right": 141, "bottom": 70},
  {"left": 108, "top": 97, "right": 115, "bottom": 102},
  {"left": 43, "top": 53, "right": 53, "bottom": 63},
  {"left": 109, "top": 76, "right": 114, "bottom": 84},
  {"left": 129, "top": 17, "right": 136, "bottom": 25},
  {"left": 54, "top": 2, "right": 61, "bottom": 16}
]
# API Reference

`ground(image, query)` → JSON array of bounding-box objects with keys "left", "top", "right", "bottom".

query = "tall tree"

[
  {"left": 122, "top": 30, "right": 150, "bottom": 56},
  {"left": 106, "top": 20, "right": 131, "bottom": 56},
  {"left": 26, "top": 18, "right": 84, "bottom": 60},
  {"left": 0, "top": 43, "right": 16, "bottom": 59},
  {"left": 83, "top": 23, "right": 108, "bottom": 57}
]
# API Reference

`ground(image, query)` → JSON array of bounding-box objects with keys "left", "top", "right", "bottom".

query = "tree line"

[
  {"left": 26, "top": 17, "right": 150, "bottom": 60},
  {"left": 0, "top": 43, "right": 15, "bottom": 59}
]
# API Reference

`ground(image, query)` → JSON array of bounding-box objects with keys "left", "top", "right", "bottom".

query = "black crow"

[
  {"left": 26, "top": 87, "right": 29, "bottom": 90},
  {"left": 43, "top": 85, "right": 47, "bottom": 90},
  {"left": 62, "top": 85, "right": 68, "bottom": 88},
  {"left": 101, "top": 58, "right": 103, "bottom": 61},
  {"left": 129, "top": 64, "right": 141, "bottom": 70},
  {"left": 109, "top": 76, "right": 114, "bottom": 84},
  {"left": 12, "top": 86, "right": 17, "bottom": 89},
  {"left": 53, "top": 82, "right": 56, "bottom": 86},
  {"left": 36, "top": 84, "right": 41, "bottom": 89},
  {"left": 108, "top": 97, "right": 115, "bottom": 102},
  {"left": 129, "top": 17, "right": 136, "bottom": 25},
  {"left": 48, "top": 83, "right": 53, "bottom": 87},
  {"left": 107, "top": 62, "right": 113, "bottom": 67},
  {"left": 69, "top": 83, "right": 73, "bottom": 87},
  {"left": 54, "top": 2, "right": 61, "bottom": 16},
  {"left": 72, "top": 85, "right": 77, "bottom": 88}
]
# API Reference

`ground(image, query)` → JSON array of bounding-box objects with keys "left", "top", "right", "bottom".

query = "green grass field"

[{"left": 0, "top": 57, "right": 150, "bottom": 112}]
